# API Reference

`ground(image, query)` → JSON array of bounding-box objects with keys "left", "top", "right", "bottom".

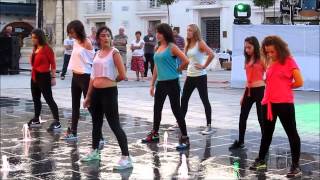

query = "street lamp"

[{"left": 234, "top": 3, "right": 251, "bottom": 24}]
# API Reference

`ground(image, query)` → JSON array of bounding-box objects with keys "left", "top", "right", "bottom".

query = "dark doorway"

[
  {"left": 201, "top": 17, "right": 220, "bottom": 49},
  {"left": 2, "top": 22, "right": 34, "bottom": 47}
]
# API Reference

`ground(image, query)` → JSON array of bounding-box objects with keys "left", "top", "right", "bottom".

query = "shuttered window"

[{"left": 201, "top": 17, "right": 220, "bottom": 49}]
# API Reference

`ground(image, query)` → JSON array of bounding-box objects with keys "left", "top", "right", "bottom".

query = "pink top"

[
  {"left": 262, "top": 57, "right": 299, "bottom": 121},
  {"left": 245, "top": 60, "right": 265, "bottom": 96},
  {"left": 245, "top": 60, "right": 265, "bottom": 86}
]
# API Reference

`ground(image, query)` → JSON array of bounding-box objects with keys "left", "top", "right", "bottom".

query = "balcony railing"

[
  {"left": 200, "top": 0, "right": 218, "bottom": 5},
  {"left": 137, "top": 0, "right": 166, "bottom": 12},
  {"left": 149, "top": 0, "right": 161, "bottom": 8},
  {"left": 86, "top": 1, "right": 112, "bottom": 15},
  {"left": 0, "top": 2, "right": 36, "bottom": 16}
]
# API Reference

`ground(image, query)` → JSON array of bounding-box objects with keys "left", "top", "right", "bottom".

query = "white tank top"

[
  {"left": 68, "top": 40, "right": 95, "bottom": 74},
  {"left": 186, "top": 42, "right": 207, "bottom": 77},
  {"left": 91, "top": 48, "right": 118, "bottom": 81}
]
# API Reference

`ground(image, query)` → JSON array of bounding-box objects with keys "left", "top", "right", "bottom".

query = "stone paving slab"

[{"left": 0, "top": 97, "right": 319, "bottom": 179}]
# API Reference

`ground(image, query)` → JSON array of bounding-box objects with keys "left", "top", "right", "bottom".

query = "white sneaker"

[
  {"left": 201, "top": 125, "right": 213, "bottom": 135},
  {"left": 167, "top": 123, "right": 179, "bottom": 131},
  {"left": 114, "top": 156, "right": 133, "bottom": 170}
]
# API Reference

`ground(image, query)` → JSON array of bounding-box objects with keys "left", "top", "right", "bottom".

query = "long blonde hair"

[{"left": 185, "top": 24, "right": 202, "bottom": 54}]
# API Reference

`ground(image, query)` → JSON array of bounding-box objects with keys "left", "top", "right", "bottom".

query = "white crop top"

[
  {"left": 91, "top": 48, "right": 119, "bottom": 81},
  {"left": 68, "top": 39, "right": 95, "bottom": 74},
  {"left": 186, "top": 42, "right": 207, "bottom": 77}
]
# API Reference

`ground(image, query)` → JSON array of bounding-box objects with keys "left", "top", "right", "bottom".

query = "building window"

[
  {"left": 97, "top": 0, "right": 106, "bottom": 11},
  {"left": 149, "top": 0, "right": 161, "bottom": 8},
  {"left": 148, "top": 20, "right": 161, "bottom": 34},
  {"left": 122, "top": 6, "right": 129, "bottom": 11},
  {"left": 122, "top": 20, "right": 129, "bottom": 28},
  {"left": 200, "top": 0, "right": 217, "bottom": 5},
  {"left": 201, "top": 17, "right": 220, "bottom": 49},
  {"left": 96, "top": 22, "right": 106, "bottom": 29}
]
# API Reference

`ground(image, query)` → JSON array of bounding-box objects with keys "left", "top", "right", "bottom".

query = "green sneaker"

[
  {"left": 249, "top": 158, "right": 267, "bottom": 171},
  {"left": 80, "top": 149, "right": 101, "bottom": 162}
]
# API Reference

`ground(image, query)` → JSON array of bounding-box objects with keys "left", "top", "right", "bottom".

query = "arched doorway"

[{"left": 2, "top": 22, "right": 34, "bottom": 46}]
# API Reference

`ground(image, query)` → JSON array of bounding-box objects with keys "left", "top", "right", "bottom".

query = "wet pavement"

[
  {"left": 0, "top": 95, "right": 319, "bottom": 180},
  {"left": 1, "top": 68, "right": 320, "bottom": 179}
]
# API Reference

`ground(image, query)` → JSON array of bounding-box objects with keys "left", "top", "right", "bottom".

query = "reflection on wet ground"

[{"left": 0, "top": 97, "right": 319, "bottom": 179}]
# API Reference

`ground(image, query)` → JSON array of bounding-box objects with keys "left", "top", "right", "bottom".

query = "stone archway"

[{"left": 2, "top": 22, "right": 34, "bottom": 47}]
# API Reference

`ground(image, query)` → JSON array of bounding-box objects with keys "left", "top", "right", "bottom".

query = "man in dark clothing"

[
  {"left": 173, "top": 27, "right": 185, "bottom": 75},
  {"left": 0, "top": 26, "right": 17, "bottom": 74},
  {"left": 143, "top": 28, "right": 157, "bottom": 77}
]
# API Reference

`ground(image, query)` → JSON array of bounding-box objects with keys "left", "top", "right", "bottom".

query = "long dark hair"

[
  {"left": 244, "top": 36, "right": 260, "bottom": 64},
  {"left": 156, "top": 23, "right": 174, "bottom": 45},
  {"left": 31, "top": 29, "right": 47, "bottom": 48},
  {"left": 96, "top": 26, "right": 113, "bottom": 48},
  {"left": 261, "top": 35, "right": 291, "bottom": 65},
  {"left": 67, "top": 20, "right": 86, "bottom": 43},
  {"left": 31, "top": 29, "right": 48, "bottom": 65}
]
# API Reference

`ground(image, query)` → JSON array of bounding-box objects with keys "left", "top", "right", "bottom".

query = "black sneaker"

[
  {"left": 28, "top": 118, "right": 41, "bottom": 128},
  {"left": 47, "top": 120, "right": 62, "bottom": 132},
  {"left": 229, "top": 140, "right": 245, "bottom": 150},
  {"left": 98, "top": 138, "right": 106, "bottom": 150},
  {"left": 176, "top": 136, "right": 190, "bottom": 150},
  {"left": 249, "top": 158, "right": 267, "bottom": 171},
  {"left": 286, "top": 165, "right": 302, "bottom": 178}
]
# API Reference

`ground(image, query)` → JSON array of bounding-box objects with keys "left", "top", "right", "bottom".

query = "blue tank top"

[{"left": 153, "top": 43, "right": 179, "bottom": 81}]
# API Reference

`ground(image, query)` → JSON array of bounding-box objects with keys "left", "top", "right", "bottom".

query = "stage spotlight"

[{"left": 234, "top": 3, "right": 251, "bottom": 24}]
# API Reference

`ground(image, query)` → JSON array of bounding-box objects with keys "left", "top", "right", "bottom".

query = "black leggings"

[
  {"left": 153, "top": 78, "right": 188, "bottom": 136},
  {"left": 31, "top": 72, "right": 59, "bottom": 121},
  {"left": 238, "top": 86, "right": 265, "bottom": 143},
  {"left": 258, "top": 103, "right": 301, "bottom": 166},
  {"left": 181, "top": 75, "right": 212, "bottom": 125},
  {"left": 91, "top": 87, "right": 129, "bottom": 156},
  {"left": 61, "top": 54, "right": 71, "bottom": 77},
  {"left": 71, "top": 73, "right": 91, "bottom": 134}
]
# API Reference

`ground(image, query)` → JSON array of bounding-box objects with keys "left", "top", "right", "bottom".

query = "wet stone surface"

[{"left": 0, "top": 97, "right": 319, "bottom": 180}]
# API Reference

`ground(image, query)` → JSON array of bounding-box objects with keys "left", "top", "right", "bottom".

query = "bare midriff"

[
  {"left": 247, "top": 80, "right": 265, "bottom": 88},
  {"left": 72, "top": 70, "right": 85, "bottom": 75},
  {"left": 93, "top": 77, "right": 117, "bottom": 88}
]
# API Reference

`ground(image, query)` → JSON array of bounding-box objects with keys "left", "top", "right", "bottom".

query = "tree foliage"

[
  {"left": 158, "top": 0, "right": 176, "bottom": 5},
  {"left": 158, "top": 0, "right": 178, "bottom": 25}
]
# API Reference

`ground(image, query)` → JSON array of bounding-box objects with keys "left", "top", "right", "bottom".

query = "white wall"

[
  {"left": 231, "top": 25, "right": 320, "bottom": 91},
  {"left": 169, "top": 0, "right": 194, "bottom": 39},
  {"left": 77, "top": 0, "right": 146, "bottom": 43},
  {"left": 111, "top": 0, "right": 143, "bottom": 43},
  {"left": 218, "top": 0, "right": 280, "bottom": 50},
  {"left": 76, "top": 0, "right": 282, "bottom": 51}
]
